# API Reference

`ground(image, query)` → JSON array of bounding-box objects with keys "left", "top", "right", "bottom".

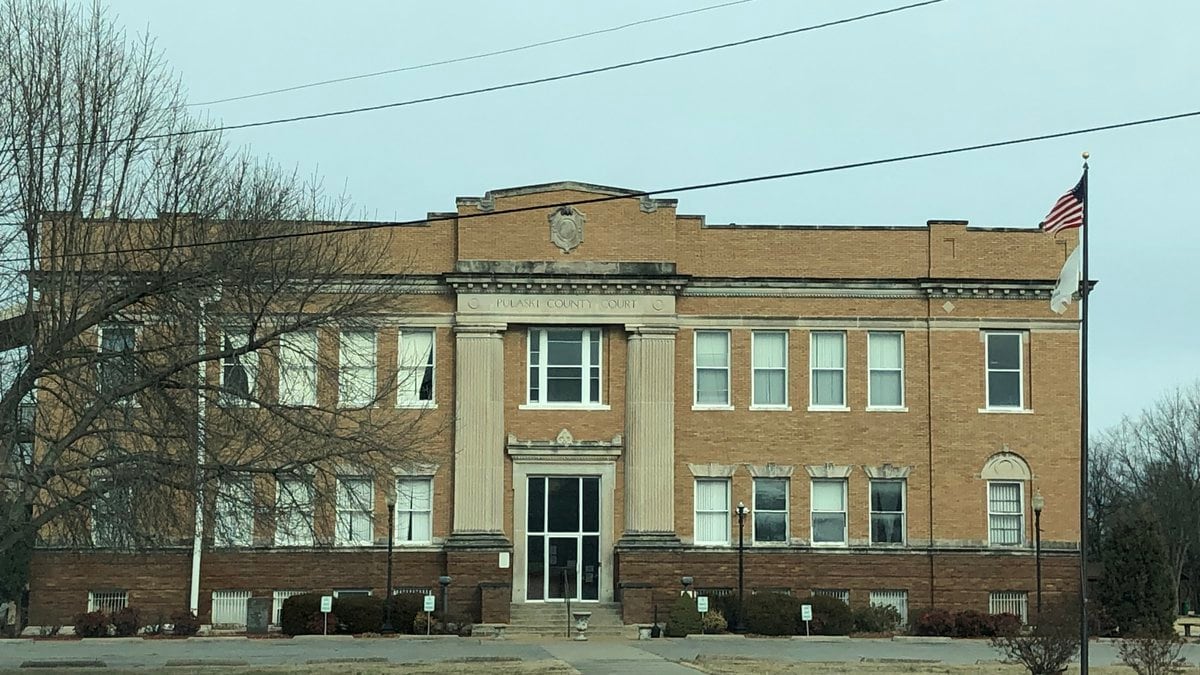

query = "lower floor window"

[
  {"left": 812, "top": 589, "right": 850, "bottom": 605},
  {"left": 694, "top": 478, "right": 731, "bottom": 545},
  {"left": 210, "top": 590, "right": 250, "bottom": 626},
  {"left": 87, "top": 590, "right": 127, "bottom": 613},
  {"left": 989, "top": 591, "right": 1029, "bottom": 623},
  {"left": 869, "top": 589, "right": 909, "bottom": 626},
  {"left": 273, "top": 590, "right": 306, "bottom": 625}
]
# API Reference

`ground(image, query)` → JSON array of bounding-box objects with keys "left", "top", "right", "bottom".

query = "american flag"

[{"left": 1040, "top": 174, "right": 1086, "bottom": 234}]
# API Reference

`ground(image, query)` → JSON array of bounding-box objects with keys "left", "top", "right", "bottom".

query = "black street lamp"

[
  {"left": 1032, "top": 491, "right": 1045, "bottom": 617},
  {"left": 735, "top": 501, "right": 749, "bottom": 633},
  {"left": 438, "top": 575, "right": 452, "bottom": 621},
  {"left": 381, "top": 487, "right": 397, "bottom": 634}
]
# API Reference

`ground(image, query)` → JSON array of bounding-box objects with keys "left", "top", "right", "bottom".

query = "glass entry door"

[{"left": 526, "top": 476, "right": 600, "bottom": 601}]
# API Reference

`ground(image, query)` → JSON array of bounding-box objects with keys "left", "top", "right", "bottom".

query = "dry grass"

[
  {"left": 685, "top": 656, "right": 1149, "bottom": 674},
  {"left": 0, "top": 659, "right": 578, "bottom": 675}
]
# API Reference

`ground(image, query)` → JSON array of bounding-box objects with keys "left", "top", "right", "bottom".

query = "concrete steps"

[{"left": 505, "top": 602, "right": 632, "bottom": 639}]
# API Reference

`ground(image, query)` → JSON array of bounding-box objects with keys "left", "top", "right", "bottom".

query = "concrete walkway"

[{"left": 543, "top": 641, "right": 697, "bottom": 675}]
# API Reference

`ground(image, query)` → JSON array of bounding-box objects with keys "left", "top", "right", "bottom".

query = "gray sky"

[{"left": 105, "top": 0, "right": 1198, "bottom": 432}]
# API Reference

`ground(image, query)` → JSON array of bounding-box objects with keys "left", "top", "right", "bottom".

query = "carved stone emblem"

[
  {"left": 556, "top": 428, "right": 574, "bottom": 445},
  {"left": 548, "top": 206, "right": 585, "bottom": 253}
]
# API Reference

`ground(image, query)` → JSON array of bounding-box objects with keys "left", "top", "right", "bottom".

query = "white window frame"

[
  {"left": 693, "top": 478, "right": 731, "bottom": 546},
  {"left": 272, "top": 590, "right": 306, "bottom": 625},
  {"left": 869, "top": 479, "right": 906, "bottom": 546},
  {"left": 214, "top": 476, "right": 254, "bottom": 547},
  {"left": 989, "top": 591, "right": 1029, "bottom": 623},
  {"left": 810, "top": 478, "right": 848, "bottom": 546},
  {"left": 395, "top": 477, "right": 433, "bottom": 545},
  {"left": 751, "top": 330, "right": 789, "bottom": 409},
  {"left": 397, "top": 329, "right": 436, "bottom": 408},
  {"left": 693, "top": 330, "right": 731, "bottom": 409},
  {"left": 87, "top": 590, "right": 127, "bottom": 613},
  {"left": 752, "top": 478, "right": 789, "bottom": 545},
  {"left": 97, "top": 324, "right": 140, "bottom": 405},
  {"left": 210, "top": 590, "right": 251, "bottom": 626},
  {"left": 984, "top": 331, "right": 1024, "bottom": 410},
  {"left": 274, "top": 478, "right": 314, "bottom": 547},
  {"left": 90, "top": 481, "right": 132, "bottom": 548},
  {"left": 867, "top": 331, "right": 905, "bottom": 409},
  {"left": 335, "top": 476, "right": 375, "bottom": 546},
  {"left": 338, "top": 328, "right": 377, "bottom": 408},
  {"left": 987, "top": 480, "right": 1025, "bottom": 546},
  {"left": 278, "top": 330, "right": 318, "bottom": 407},
  {"left": 809, "top": 331, "right": 847, "bottom": 410},
  {"left": 869, "top": 589, "right": 909, "bottom": 626},
  {"left": 218, "top": 328, "right": 259, "bottom": 407},
  {"left": 524, "top": 327, "right": 604, "bottom": 408}
]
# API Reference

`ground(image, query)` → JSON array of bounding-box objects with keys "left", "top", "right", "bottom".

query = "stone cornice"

[{"left": 506, "top": 431, "right": 623, "bottom": 461}]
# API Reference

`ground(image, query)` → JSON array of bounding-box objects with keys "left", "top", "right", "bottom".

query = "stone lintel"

[
  {"left": 863, "top": 463, "right": 912, "bottom": 479},
  {"left": 615, "top": 533, "right": 682, "bottom": 549},
  {"left": 688, "top": 462, "right": 737, "bottom": 478},
  {"left": 805, "top": 463, "right": 854, "bottom": 479},
  {"left": 457, "top": 292, "right": 676, "bottom": 324},
  {"left": 746, "top": 463, "right": 794, "bottom": 478}
]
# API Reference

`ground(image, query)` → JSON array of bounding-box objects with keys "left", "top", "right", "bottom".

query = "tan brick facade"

[{"left": 28, "top": 181, "right": 1080, "bottom": 628}]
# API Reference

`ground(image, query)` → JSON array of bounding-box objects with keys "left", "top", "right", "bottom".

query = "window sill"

[
  {"left": 692, "top": 404, "right": 734, "bottom": 411},
  {"left": 749, "top": 405, "right": 792, "bottom": 412},
  {"left": 978, "top": 407, "right": 1033, "bottom": 414},
  {"left": 866, "top": 406, "right": 908, "bottom": 413},
  {"left": 810, "top": 541, "right": 848, "bottom": 548},
  {"left": 693, "top": 542, "right": 731, "bottom": 548},
  {"left": 807, "top": 405, "right": 850, "bottom": 413},
  {"left": 396, "top": 402, "right": 437, "bottom": 410},
  {"left": 519, "top": 403, "right": 611, "bottom": 411},
  {"left": 869, "top": 542, "right": 907, "bottom": 547},
  {"left": 752, "top": 541, "right": 790, "bottom": 547},
  {"left": 335, "top": 541, "right": 375, "bottom": 547}
]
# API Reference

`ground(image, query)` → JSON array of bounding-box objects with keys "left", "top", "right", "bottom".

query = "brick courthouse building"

[{"left": 28, "top": 181, "right": 1081, "bottom": 629}]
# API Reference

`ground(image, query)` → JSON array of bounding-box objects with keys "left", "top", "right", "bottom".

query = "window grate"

[
  {"left": 211, "top": 590, "right": 251, "bottom": 626},
  {"left": 989, "top": 591, "right": 1029, "bottom": 623},
  {"left": 272, "top": 590, "right": 306, "bottom": 625},
  {"left": 87, "top": 591, "right": 127, "bottom": 614},
  {"left": 869, "top": 590, "right": 909, "bottom": 626},
  {"left": 812, "top": 589, "right": 850, "bottom": 604}
]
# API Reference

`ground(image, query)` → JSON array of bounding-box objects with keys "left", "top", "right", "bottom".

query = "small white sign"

[
  {"left": 423, "top": 594, "right": 436, "bottom": 613},
  {"left": 499, "top": 551, "right": 511, "bottom": 569},
  {"left": 696, "top": 596, "right": 709, "bottom": 614},
  {"left": 320, "top": 595, "right": 333, "bottom": 613},
  {"left": 801, "top": 604, "right": 813, "bottom": 622}
]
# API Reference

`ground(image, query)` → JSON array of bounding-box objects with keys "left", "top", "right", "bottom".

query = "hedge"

[
  {"left": 334, "top": 595, "right": 384, "bottom": 634},
  {"left": 743, "top": 592, "right": 801, "bottom": 636},
  {"left": 912, "top": 608, "right": 1022, "bottom": 638},
  {"left": 804, "top": 595, "right": 854, "bottom": 636},
  {"left": 387, "top": 594, "right": 425, "bottom": 634},
  {"left": 664, "top": 594, "right": 702, "bottom": 637},
  {"left": 280, "top": 593, "right": 324, "bottom": 636}
]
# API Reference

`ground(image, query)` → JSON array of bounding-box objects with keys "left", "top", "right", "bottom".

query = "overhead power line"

[
  {"left": 9, "top": 107, "right": 1198, "bottom": 265},
  {"left": 187, "top": 0, "right": 758, "bottom": 107},
  {"left": 25, "top": 0, "right": 946, "bottom": 152}
]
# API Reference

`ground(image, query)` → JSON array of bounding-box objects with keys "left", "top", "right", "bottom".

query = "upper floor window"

[
  {"left": 988, "top": 481, "right": 1024, "bottom": 546},
  {"left": 870, "top": 479, "right": 905, "bottom": 545},
  {"left": 335, "top": 476, "right": 374, "bottom": 546},
  {"left": 97, "top": 324, "right": 137, "bottom": 397},
  {"left": 811, "top": 479, "right": 847, "bottom": 545},
  {"left": 275, "top": 478, "right": 314, "bottom": 547},
  {"left": 220, "top": 329, "right": 258, "bottom": 406},
  {"left": 985, "top": 332, "right": 1023, "bottom": 409},
  {"left": 395, "top": 477, "right": 433, "bottom": 544},
  {"left": 339, "top": 329, "right": 377, "bottom": 408},
  {"left": 810, "top": 332, "right": 846, "bottom": 408},
  {"left": 527, "top": 328, "right": 601, "bottom": 406},
  {"left": 278, "top": 330, "right": 318, "bottom": 407},
  {"left": 694, "top": 478, "right": 730, "bottom": 546},
  {"left": 214, "top": 476, "right": 253, "bottom": 547},
  {"left": 397, "top": 329, "right": 435, "bottom": 407},
  {"left": 868, "top": 332, "right": 904, "bottom": 408},
  {"left": 694, "top": 330, "right": 730, "bottom": 407},
  {"left": 753, "top": 478, "right": 788, "bottom": 544},
  {"left": 752, "top": 331, "right": 788, "bottom": 408},
  {"left": 91, "top": 480, "right": 132, "bottom": 548}
]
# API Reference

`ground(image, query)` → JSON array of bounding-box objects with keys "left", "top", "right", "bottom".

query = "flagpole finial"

[{"left": 1081, "top": 151, "right": 1089, "bottom": 160}]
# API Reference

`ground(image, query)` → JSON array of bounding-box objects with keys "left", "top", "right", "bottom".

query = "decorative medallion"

[{"left": 548, "top": 206, "right": 586, "bottom": 253}]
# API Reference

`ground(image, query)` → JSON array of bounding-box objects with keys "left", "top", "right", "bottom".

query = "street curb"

[
  {"left": 292, "top": 634, "right": 355, "bottom": 641},
  {"left": 685, "top": 634, "right": 745, "bottom": 640},
  {"left": 891, "top": 636, "right": 952, "bottom": 643},
  {"left": 790, "top": 635, "right": 851, "bottom": 641},
  {"left": 19, "top": 660, "right": 106, "bottom": 669},
  {"left": 164, "top": 659, "right": 250, "bottom": 667},
  {"left": 188, "top": 636, "right": 249, "bottom": 641},
  {"left": 0, "top": 639, "right": 33, "bottom": 645},
  {"left": 80, "top": 637, "right": 141, "bottom": 642},
  {"left": 306, "top": 657, "right": 389, "bottom": 664}
]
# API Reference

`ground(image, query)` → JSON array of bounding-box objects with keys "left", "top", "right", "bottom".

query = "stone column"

[
  {"left": 621, "top": 326, "right": 678, "bottom": 542},
  {"left": 450, "top": 324, "right": 507, "bottom": 543}
]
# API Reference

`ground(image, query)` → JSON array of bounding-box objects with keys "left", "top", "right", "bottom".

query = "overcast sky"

[{"left": 104, "top": 0, "right": 1198, "bottom": 432}]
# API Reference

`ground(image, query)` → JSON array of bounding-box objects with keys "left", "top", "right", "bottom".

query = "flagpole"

[{"left": 1078, "top": 151, "right": 1090, "bottom": 674}]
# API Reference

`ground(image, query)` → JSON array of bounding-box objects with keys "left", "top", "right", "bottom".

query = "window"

[
  {"left": 810, "top": 332, "right": 846, "bottom": 408},
  {"left": 273, "top": 590, "right": 305, "bottom": 625},
  {"left": 989, "top": 591, "right": 1029, "bottom": 623},
  {"left": 275, "top": 478, "right": 313, "bottom": 546},
  {"left": 395, "top": 478, "right": 432, "bottom": 544},
  {"left": 985, "top": 332, "right": 1023, "bottom": 409},
  {"left": 336, "top": 476, "right": 374, "bottom": 546},
  {"left": 397, "top": 329, "right": 435, "bottom": 406},
  {"left": 278, "top": 330, "right": 317, "bottom": 406},
  {"left": 870, "top": 480, "right": 906, "bottom": 545},
  {"left": 811, "top": 479, "right": 847, "bottom": 545},
  {"left": 752, "top": 331, "right": 788, "bottom": 407},
  {"left": 869, "top": 590, "right": 909, "bottom": 626},
  {"left": 694, "top": 330, "right": 730, "bottom": 406},
  {"left": 333, "top": 589, "right": 372, "bottom": 597},
  {"left": 527, "top": 328, "right": 601, "bottom": 405},
  {"left": 211, "top": 590, "right": 250, "bottom": 626},
  {"left": 220, "top": 329, "right": 258, "bottom": 405},
  {"left": 988, "top": 481, "right": 1024, "bottom": 545},
  {"left": 868, "top": 332, "right": 904, "bottom": 408},
  {"left": 91, "top": 482, "right": 131, "bottom": 548},
  {"left": 694, "top": 479, "right": 730, "bottom": 545},
  {"left": 339, "top": 329, "right": 377, "bottom": 408},
  {"left": 753, "top": 478, "right": 788, "bottom": 544},
  {"left": 214, "top": 477, "right": 254, "bottom": 547},
  {"left": 87, "top": 591, "right": 127, "bottom": 613},
  {"left": 812, "top": 589, "right": 850, "bottom": 605},
  {"left": 97, "top": 325, "right": 137, "bottom": 397}
]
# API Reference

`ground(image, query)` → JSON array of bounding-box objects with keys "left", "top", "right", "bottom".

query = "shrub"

[
  {"left": 664, "top": 594, "right": 703, "bottom": 637},
  {"left": 280, "top": 593, "right": 323, "bottom": 636},
  {"left": 954, "top": 609, "right": 990, "bottom": 638},
  {"left": 73, "top": 610, "right": 109, "bottom": 638},
  {"left": 707, "top": 594, "right": 741, "bottom": 631},
  {"left": 991, "top": 599, "right": 1079, "bottom": 675},
  {"left": 702, "top": 609, "right": 728, "bottom": 634},
  {"left": 387, "top": 594, "right": 425, "bottom": 634},
  {"left": 333, "top": 595, "right": 384, "bottom": 634},
  {"left": 110, "top": 607, "right": 141, "bottom": 637},
  {"left": 1118, "top": 632, "right": 1188, "bottom": 675},
  {"left": 913, "top": 609, "right": 955, "bottom": 636},
  {"left": 1099, "top": 508, "right": 1176, "bottom": 637},
  {"left": 412, "top": 612, "right": 434, "bottom": 634},
  {"left": 743, "top": 592, "right": 801, "bottom": 636},
  {"left": 306, "top": 612, "right": 337, "bottom": 635},
  {"left": 989, "top": 612, "right": 1022, "bottom": 638},
  {"left": 805, "top": 595, "right": 854, "bottom": 636},
  {"left": 853, "top": 604, "right": 903, "bottom": 634},
  {"left": 169, "top": 610, "right": 201, "bottom": 636}
]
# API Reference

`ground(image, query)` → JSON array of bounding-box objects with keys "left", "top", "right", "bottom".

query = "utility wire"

[
  {"left": 10, "top": 107, "right": 1199, "bottom": 265},
  {"left": 23, "top": 0, "right": 945, "bottom": 152},
  {"left": 187, "top": 0, "right": 758, "bottom": 107}
]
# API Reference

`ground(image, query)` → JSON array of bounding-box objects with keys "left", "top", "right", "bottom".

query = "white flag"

[{"left": 1051, "top": 244, "right": 1082, "bottom": 314}]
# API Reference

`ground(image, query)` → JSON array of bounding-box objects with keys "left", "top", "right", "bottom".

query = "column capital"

[
  {"left": 455, "top": 322, "right": 507, "bottom": 336},
  {"left": 625, "top": 324, "right": 678, "bottom": 338}
]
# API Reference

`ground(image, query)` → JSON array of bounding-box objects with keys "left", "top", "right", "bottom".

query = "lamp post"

[
  {"left": 381, "top": 488, "right": 397, "bottom": 634},
  {"left": 1032, "top": 491, "right": 1045, "bottom": 617},
  {"left": 735, "top": 501, "right": 749, "bottom": 633},
  {"left": 438, "top": 575, "right": 452, "bottom": 621}
]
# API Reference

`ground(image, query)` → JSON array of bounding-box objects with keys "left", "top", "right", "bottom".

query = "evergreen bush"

[
  {"left": 743, "top": 592, "right": 801, "bottom": 636},
  {"left": 280, "top": 593, "right": 323, "bottom": 636},
  {"left": 664, "top": 594, "right": 703, "bottom": 637},
  {"left": 1099, "top": 508, "right": 1176, "bottom": 637},
  {"left": 852, "top": 603, "right": 903, "bottom": 633},
  {"left": 110, "top": 607, "right": 141, "bottom": 637},
  {"left": 805, "top": 595, "right": 854, "bottom": 636},
  {"left": 333, "top": 595, "right": 384, "bottom": 634}
]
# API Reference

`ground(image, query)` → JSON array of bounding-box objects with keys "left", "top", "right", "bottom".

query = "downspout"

[
  {"left": 189, "top": 299, "right": 207, "bottom": 617},
  {"left": 926, "top": 227, "right": 936, "bottom": 610}
]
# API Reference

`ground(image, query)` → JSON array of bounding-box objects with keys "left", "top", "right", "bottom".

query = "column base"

[
  {"left": 445, "top": 532, "right": 512, "bottom": 549},
  {"left": 616, "top": 532, "right": 681, "bottom": 549}
]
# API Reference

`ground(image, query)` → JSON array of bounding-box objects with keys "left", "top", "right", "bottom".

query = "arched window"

[{"left": 981, "top": 452, "right": 1031, "bottom": 546}]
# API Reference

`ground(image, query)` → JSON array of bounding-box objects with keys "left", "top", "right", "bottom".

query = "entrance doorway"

[{"left": 525, "top": 476, "right": 600, "bottom": 601}]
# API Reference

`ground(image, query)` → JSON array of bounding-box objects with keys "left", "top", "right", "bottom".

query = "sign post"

[
  {"left": 801, "top": 604, "right": 813, "bottom": 637},
  {"left": 423, "top": 594, "right": 436, "bottom": 636},
  {"left": 319, "top": 595, "right": 333, "bottom": 636},
  {"left": 696, "top": 596, "right": 709, "bottom": 634}
]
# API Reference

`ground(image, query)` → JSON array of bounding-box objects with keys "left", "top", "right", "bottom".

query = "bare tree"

[{"left": 0, "top": 0, "right": 438, "bottom": 603}]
